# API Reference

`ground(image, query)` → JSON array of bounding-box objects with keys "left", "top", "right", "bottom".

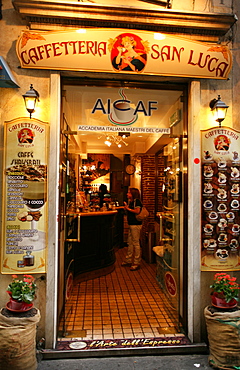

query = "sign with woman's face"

[{"left": 16, "top": 29, "right": 232, "bottom": 80}]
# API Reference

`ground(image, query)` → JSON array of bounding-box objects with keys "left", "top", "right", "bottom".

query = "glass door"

[
  {"left": 156, "top": 137, "right": 185, "bottom": 332},
  {"left": 58, "top": 114, "right": 80, "bottom": 337}
]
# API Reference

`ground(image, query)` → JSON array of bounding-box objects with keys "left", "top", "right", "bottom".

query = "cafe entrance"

[{"left": 57, "top": 78, "right": 189, "bottom": 348}]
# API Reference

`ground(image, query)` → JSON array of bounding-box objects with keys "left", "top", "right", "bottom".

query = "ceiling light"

[
  {"left": 100, "top": 133, "right": 129, "bottom": 147},
  {"left": 104, "top": 140, "right": 112, "bottom": 147},
  {"left": 118, "top": 132, "right": 130, "bottom": 138}
]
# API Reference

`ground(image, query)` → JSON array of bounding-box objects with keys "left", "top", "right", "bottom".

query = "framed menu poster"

[
  {"left": 201, "top": 127, "right": 240, "bottom": 271},
  {"left": 1, "top": 118, "right": 49, "bottom": 273}
]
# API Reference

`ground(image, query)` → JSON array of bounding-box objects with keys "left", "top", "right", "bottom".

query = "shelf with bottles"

[
  {"left": 81, "top": 181, "right": 100, "bottom": 194},
  {"left": 82, "top": 184, "right": 91, "bottom": 190}
]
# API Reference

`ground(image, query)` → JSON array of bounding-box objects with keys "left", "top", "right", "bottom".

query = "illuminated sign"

[{"left": 16, "top": 29, "right": 232, "bottom": 79}]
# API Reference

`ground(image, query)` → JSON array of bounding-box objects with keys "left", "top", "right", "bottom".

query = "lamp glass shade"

[
  {"left": 22, "top": 84, "right": 39, "bottom": 117},
  {"left": 214, "top": 103, "right": 228, "bottom": 122},
  {"left": 24, "top": 96, "right": 37, "bottom": 113},
  {"left": 216, "top": 107, "right": 227, "bottom": 122},
  {"left": 210, "top": 95, "right": 228, "bottom": 124}
]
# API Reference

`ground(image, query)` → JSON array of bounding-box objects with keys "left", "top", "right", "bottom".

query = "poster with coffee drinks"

[
  {"left": 1, "top": 118, "right": 48, "bottom": 273},
  {"left": 201, "top": 127, "right": 240, "bottom": 271}
]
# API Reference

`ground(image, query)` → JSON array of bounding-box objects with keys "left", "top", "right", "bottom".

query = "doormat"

[{"left": 56, "top": 336, "right": 191, "bottom": 351}]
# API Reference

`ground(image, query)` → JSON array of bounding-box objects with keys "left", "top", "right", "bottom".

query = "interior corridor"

[{"left": 59, "top": 247, "right": 183, "bottom": 341}]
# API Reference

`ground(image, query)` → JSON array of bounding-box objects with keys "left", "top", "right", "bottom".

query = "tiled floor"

[{"left": 59, "top": 247, "right": 181, "bottom": 340}]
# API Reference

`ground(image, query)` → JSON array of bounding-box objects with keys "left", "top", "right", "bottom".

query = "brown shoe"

[
  {"left": 121, "top": 261, "right": 131, "bottom": 266},
  {"left": 130, "top": 265, "right": 140, "bottom": 271}
]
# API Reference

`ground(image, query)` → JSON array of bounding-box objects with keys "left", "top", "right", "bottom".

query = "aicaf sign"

[
  {"left": 16, "top": 28, "right": 232, "bottom": 79},
  {"left": 78, "top": 87, "right": 171, "bottom": 134}
]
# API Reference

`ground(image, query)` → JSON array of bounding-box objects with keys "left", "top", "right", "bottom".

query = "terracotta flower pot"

[
  {"left": 7, "top": 297, "right": 33, "bottom": 312},
  {"left": 211, "top": 292, "right": 237, "bottom": 309}
]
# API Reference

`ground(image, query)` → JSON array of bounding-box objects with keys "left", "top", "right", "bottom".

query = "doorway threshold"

[{"left": 40, "top": 337, "right": 208, "bottom": 359}]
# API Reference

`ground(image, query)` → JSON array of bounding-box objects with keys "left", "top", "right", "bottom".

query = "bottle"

[
  {"left": 23, "top": 251, "right": 34, "bottom": 266},
  {"left": 84, "top": 200, "right": 89, "bottom": 212},
  {"left": 102, "top": 203, "right": 107, "bottom": 212}
]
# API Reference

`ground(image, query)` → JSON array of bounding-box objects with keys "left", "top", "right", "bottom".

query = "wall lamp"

[
  {"left": 209, "top": 95, "right": 228, "bottom": 127},
  {"left": 22, "top": 84, "right": 40, "bottom": 118}
]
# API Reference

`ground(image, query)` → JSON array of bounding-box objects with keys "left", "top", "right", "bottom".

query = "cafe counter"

[{"left": 66, "top": 209, "right": 124, "bottom": 275}]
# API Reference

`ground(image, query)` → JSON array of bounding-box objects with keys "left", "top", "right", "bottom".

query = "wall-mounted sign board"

[
  {"left": 201, "top": 127, "right": 240, "bottom": 271},
  {"left": 1, "top": 118, "right": 49, "bottom": 274},
  {"left": 16, "top": 29, "right": 232, "bottom": 79}
]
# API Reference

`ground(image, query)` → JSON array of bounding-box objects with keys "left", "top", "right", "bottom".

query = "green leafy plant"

[
  {"left": 210, "top": 272, "right": 239, "bottom": 303},
  {"left": 7, "top": 274, "right": 37, "bottom": 303}
]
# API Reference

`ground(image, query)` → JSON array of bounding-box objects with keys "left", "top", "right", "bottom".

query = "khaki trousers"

[{"left": 125, "top": 225, "right": 142, "bottom": 265}]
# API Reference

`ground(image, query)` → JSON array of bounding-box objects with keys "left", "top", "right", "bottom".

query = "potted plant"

[
  {"left": 6, "top": 274, "right": 37, "bottom": 311},
  {"left": 1, "top": 275, "right": 40, "bottom": 369},
  {"left": 205, "top": 273, "right": 240, "bottom": 369},
  {"left": 210, "top": 272, "right": 239, "bottom": 308}
]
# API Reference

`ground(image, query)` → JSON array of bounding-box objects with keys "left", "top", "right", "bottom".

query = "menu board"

[
  {"left": 1, "top": 118, "right": 48, "bottom": 274},
  {"left": 201, "top": 127, "right": 240, "bottom": 271}
]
